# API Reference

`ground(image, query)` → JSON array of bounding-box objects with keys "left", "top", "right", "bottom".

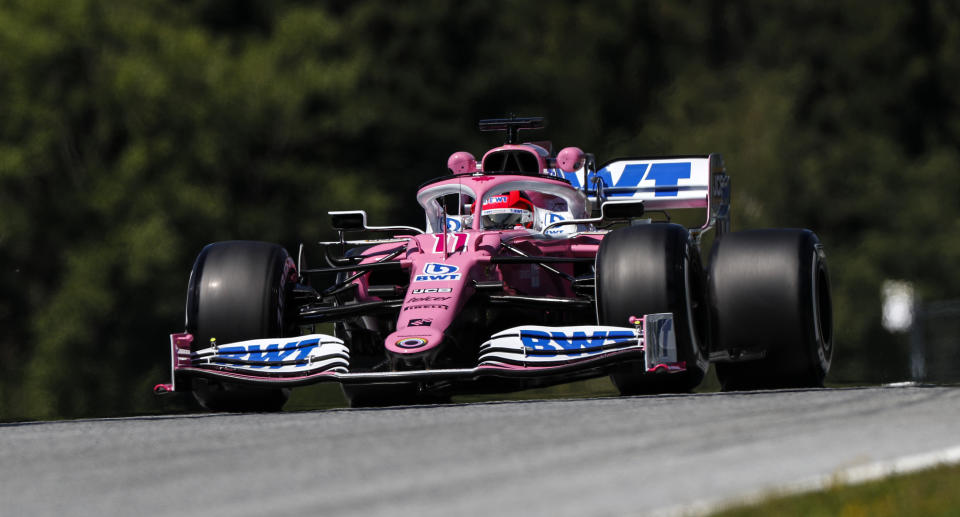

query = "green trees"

[
  {"left": 0, "top": 1, "right": 391, "bottom": 418},
  {"left": 2, "top": 1, "right": 958, "bottom": 419}
]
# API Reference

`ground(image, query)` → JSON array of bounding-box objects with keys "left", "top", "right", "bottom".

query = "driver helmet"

[{"left": 480, "top": 191, "right": 534, "bottom": 229}]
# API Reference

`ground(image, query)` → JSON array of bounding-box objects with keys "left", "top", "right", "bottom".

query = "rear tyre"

[
  {"left": 597, "top": 224, "right": 709, "bottom": 395},
  {"left": 186, "top": 241, "right": 295, "bottom": 412},
  {"left": 709, "top": 229, "right": 833, "bottom": 391}
]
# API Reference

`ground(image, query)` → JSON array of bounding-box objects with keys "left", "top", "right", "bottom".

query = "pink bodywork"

[
  {"left": 446, "top": 151, "right": 477, "bottom": 175},
  {"left": 350, "top": 173, "right": 601, "bottom": 358},
  {"left": 556, "top": 146, "right": 585, "bottom": 172}
]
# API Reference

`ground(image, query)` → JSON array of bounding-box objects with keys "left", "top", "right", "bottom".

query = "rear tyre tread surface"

[{"left": 709, "top": 229, "right": 833, "bottom": 391}]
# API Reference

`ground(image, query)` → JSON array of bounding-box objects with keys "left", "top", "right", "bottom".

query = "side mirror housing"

[
  {"left": 329, "top": 210, "right": 368, "bottom": 231},
  {"left": 600, "top": 200, "right": 645, "bottom": 220}
]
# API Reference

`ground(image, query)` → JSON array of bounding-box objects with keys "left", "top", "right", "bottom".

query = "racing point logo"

[
  {"left": 408, "top": 318, "right": 432, "bottom": 327},
  {"left": 414, "top": 263, "right": 461, "bottom": 281}
]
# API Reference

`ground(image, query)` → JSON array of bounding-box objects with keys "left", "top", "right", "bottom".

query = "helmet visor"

[{"left": 481, "top": 208, "right": 531, "bottom": 229}]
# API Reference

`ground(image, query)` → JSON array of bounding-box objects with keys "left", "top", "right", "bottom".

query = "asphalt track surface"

[{"left": 2, "top": 385, "right": 959, "bottom": 517}]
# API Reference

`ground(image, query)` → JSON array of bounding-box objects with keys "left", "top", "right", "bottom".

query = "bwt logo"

[
  {"left": 414, "top": 262, "right": 461, "bottom": 281},
  {"left": 545, "top": 213, "right": 566, "bottom": 235},
  {"left": 213, "top": 338, "right": 319, "bottom": 369},
  {"left": 520, "top": 330, "right": 635, "bottom": 356},
  {"left": 569, "top": 162, "right": 693, "bottom": 197}
]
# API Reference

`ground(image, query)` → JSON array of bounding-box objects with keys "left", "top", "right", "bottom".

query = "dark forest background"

[{"left": 3, "top": 0, "right": 960, "bottom": 420}]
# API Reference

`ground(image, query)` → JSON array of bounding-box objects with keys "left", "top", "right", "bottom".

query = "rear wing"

[{"left": 560, "top": 153, "right": 730, "bottom": 236}]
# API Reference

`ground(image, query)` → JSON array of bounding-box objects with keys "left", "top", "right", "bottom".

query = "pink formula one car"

[{"left": 155, "top": 117, "right": 833, "bottom": 410}]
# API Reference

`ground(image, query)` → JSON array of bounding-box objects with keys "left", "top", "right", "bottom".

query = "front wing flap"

[
  {"left": 479, "top": 313, "right": 680, "bottom": 371},
  {"left": 154, "top": 333, "right": 349, "bottom": 393},
  {"left": 190, "top": 335, "right": 350, "bottom": 374},
  {"left": 480, "top": 325, "right": 641, "bottom": 367}
]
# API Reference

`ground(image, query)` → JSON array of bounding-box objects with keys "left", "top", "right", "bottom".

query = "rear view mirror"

[
  {"left": 601, "top": 200, "right": 645, "bottom": 220},
  {"left": 328, "top": 210, "right": 425, "bottom": 235},
  {"left": 329, "top": 211, "right": 368, "bottom": 231}
]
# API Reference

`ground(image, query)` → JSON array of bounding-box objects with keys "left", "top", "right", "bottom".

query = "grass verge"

[{"left": 711, "top": 462, "right": 960, "bottom": 517}]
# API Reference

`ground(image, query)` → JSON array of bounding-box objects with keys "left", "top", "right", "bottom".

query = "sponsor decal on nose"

[
  {"left": 407, "top": 296, "right": 451, "bottom": 302},
  {"left": 404, "top": 304, "right": 449, "bottom": 310},
  {"left": 395, "top": 337, "right": 428, "bottom": 349},
  {"left": 414, "top": 263, "right": 462, "bottom": 281}
]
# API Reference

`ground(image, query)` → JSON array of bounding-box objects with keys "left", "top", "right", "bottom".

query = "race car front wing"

[{"left": 154, "top": 313, "right": 682, "bottom": 394}]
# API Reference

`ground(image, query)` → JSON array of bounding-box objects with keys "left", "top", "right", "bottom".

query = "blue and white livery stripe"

[
  {"left": 479, "top": 325, "right": 641, "bottom": 364},
  {"left": 566, "top": 158, "right": 711, "bottom": 209},
  {"left": 190, "top": 334, "right": 349, "bottom": 374}
]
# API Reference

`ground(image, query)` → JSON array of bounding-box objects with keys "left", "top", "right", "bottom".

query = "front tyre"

[
  {"left": 709, "top": 229, "right": 834, "bottom": 391},
  {"left": 597, "top": 224, "right": 709, "bottom": 395},
  {"left": 186, "top": 241, "right": 295, "bottom": 411}
]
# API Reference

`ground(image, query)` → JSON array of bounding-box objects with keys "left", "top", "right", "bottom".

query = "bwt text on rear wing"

[{"left": 554, "top": 153, "right": 730, "bottom": 237}]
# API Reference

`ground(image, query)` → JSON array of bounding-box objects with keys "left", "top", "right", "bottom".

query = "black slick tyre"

[
  {"left": 708, "top": 229, "right": 833, "bottom": 391},
  {"left": 186, "top": 241, "right": 295, "bottom": 411},
  {"left": 596, "top": 224, "right": 709, "bottom": 394}
]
